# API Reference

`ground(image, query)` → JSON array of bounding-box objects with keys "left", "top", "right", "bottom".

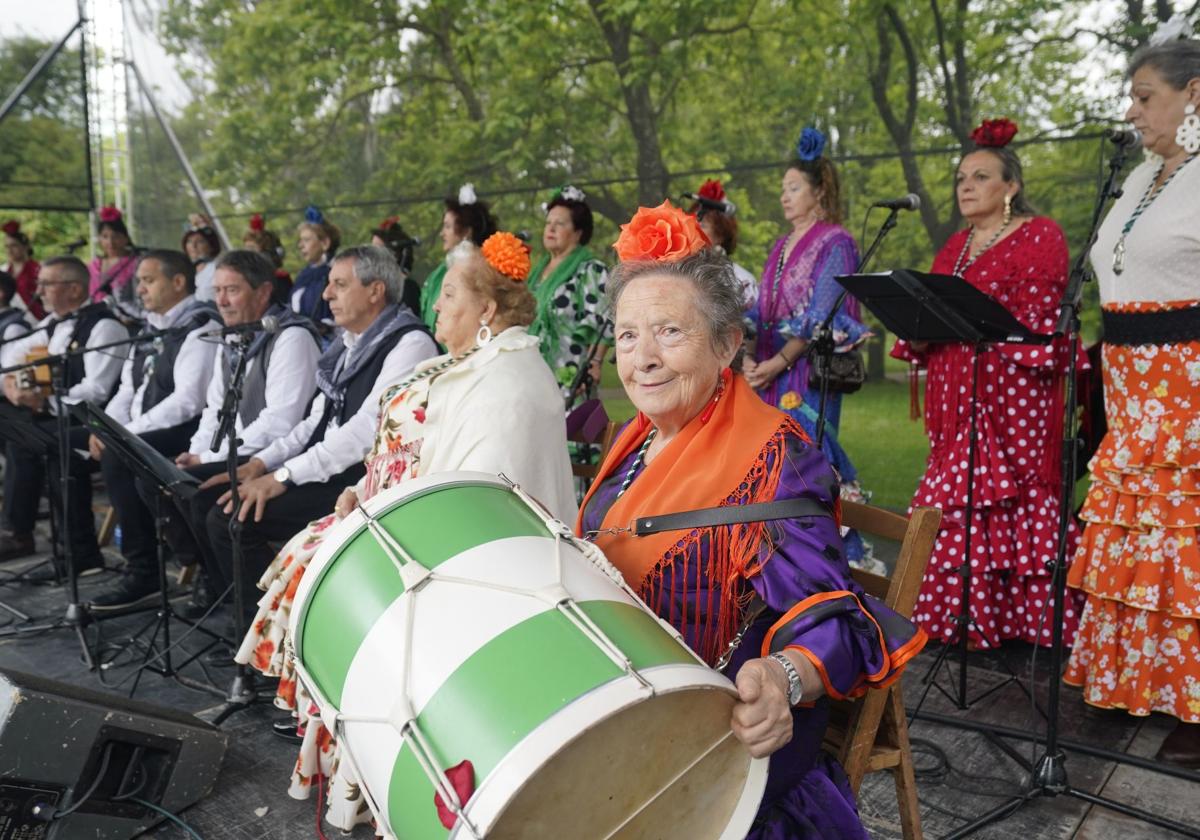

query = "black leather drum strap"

[{"left": 633, "top": 498, "right": 834, "bottom": 537}]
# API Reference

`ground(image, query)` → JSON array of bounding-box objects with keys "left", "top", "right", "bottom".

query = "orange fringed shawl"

[{"left": 576, "top": 369, "right": 839, "bottom": 664}]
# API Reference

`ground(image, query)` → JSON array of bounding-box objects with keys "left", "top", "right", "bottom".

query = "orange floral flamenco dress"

[
  {"left": 234, "top": 374, "right": 432, "bottom": 832},
  {"left": 1065, "top": 154, "right": 1200, "bottom": 724}
]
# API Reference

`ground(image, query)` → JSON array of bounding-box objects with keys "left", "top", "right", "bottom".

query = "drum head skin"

[{"left": 484, "top": 685, "right": 764, "bottom": 840}]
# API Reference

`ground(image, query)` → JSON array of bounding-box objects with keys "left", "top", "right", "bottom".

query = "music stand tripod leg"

[{"left": 52, "top": 361, "right": 96, "bottom": 670}]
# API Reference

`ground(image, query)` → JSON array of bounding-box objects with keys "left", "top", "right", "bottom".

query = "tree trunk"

[{"left": 588, "top": 0, "right": 670, "bottom": 208}]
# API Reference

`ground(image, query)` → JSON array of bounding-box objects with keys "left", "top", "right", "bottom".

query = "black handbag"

[{"left": 810, "top": 348, "right": 866, "bottom": 394}]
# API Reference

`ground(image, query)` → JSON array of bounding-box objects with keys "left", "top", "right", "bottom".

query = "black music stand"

[
  {"left": 0, "top": 403, "right": 65, "bottom": 626},
  {"left": 70, "top": 402, "right": 227, "bottom": 698},
  {"left": 835, "top": 269, "right": 1047, "bottom": 710}
]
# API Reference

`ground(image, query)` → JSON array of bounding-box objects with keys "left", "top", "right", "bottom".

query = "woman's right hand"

[{"left": 334, "top": 488, "right": 358, "bottom": 519}]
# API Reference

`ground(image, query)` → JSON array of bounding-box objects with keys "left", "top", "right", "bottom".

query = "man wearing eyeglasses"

[{"left": 0, "top": 256, "right": 127, "bottom": 571}]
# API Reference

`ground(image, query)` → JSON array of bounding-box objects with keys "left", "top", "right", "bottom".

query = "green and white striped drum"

[{"left": 290, "top": 471, "right": 767, "bottom": 839}]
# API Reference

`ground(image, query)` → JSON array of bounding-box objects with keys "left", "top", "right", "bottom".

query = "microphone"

[
  {"left": 63, "top": 238, "right": 87, "bottom": 254},
  {"left": 871, "top": 194, "right": 921, "bottom": 212},
  {"left": 199, "top": 315, "right": 279, "bottom": 339},
  {"left": 1106, "top": 126, "right": 1142, "bottom": 149},
  {"left": 680, "top": 193, "right": 737, "bottom": 216}
]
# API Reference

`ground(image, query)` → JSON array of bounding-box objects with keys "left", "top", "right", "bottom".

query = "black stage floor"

[{"left": 1, "top": 542, "right": 1197, "bottom": 840}]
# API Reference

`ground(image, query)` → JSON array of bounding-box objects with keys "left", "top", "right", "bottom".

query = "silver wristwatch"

[
  {"left": 768, "top": 652, "right": 805, "bottom": 706},
  {"left": 273, "top": 466, "right": 293, "bottom": 487}
]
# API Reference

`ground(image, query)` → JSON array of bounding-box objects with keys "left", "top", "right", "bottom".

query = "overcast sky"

[{"left": 3, "top": 0, "right": 187, "bottom": 111}]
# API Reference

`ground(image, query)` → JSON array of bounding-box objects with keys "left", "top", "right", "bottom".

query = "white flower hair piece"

[
  {"left": 540, "top": 184, "right": 587, "bottom": 214},
  {"left": 1148, "top": 13, "right": 1194, "bottom": 46},
  {"left": 458, "top": 183, "right": 477, "bottom": 205}
]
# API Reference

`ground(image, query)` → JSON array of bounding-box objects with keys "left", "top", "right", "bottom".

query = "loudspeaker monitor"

[{"left": 0, "top": 667, "right": 227, "bottom": 839}]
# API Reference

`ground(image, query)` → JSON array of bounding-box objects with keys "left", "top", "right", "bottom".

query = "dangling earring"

[
  {"left": 1003, "top": 194, "right": 1013, "bottom": 226},
  {"left": 476, "top": 320, "right": 492, "bottom": 347},
  {"left": 1177, "top": 103, "right": 1200, "bottom": 155}
]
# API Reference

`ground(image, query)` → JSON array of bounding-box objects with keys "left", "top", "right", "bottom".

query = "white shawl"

[{"left": 417, "top": 326, "right": 577, "bottom": 523}]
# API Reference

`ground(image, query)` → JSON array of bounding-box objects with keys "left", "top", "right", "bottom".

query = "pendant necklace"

[{"left": 1113, "top": 154, "right": 1196, "bottom": 275}]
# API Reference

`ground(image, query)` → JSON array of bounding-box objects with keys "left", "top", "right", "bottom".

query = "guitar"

[{"left": 15, "top": 345, "right": 51, "bottom": 398}]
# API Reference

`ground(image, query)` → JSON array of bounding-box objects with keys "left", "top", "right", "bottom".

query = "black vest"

[
  {"left": 232, "top": 316, "right": 323, "bottom": 427},
  {"left": 51, "top": 304, "right": 126, "bottom": 394},
  {"left": 303, "top": 322, "right": 428, "bottom": 450},
  {"left": 131, "top": 302, "right": 221, "bottom": 413},
  {"left": 0, "top": 308, "right": 29, "bottom": 341}
]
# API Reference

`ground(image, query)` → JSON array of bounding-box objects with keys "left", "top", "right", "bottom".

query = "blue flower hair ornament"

[
  {"left": 304, "top": 204, "right": 325, "bottom": 224},
  {"left": 796, "top": 127, "right": 826, "bottom": 162}
]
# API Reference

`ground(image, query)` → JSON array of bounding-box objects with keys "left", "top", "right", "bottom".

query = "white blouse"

[{"left": 1092, "top": 155, "right": 1200, "bottom": 306}]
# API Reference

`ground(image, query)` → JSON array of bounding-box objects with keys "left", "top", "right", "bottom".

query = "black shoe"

[
  {"left": 23, "top": 558, "right": 101, "bottom": 584},
  {"left": 181, "top": 569, "right": 216, "bottom": 619},
  {"left": 21, "top": 562, "right": 62, "bottom": 585},
  {"left": 0, "top": 532, "right": 36, "bottom": 562},
  {"left": 272, "top": 717, "right": 302, "bottom": 742},
  {"left": 89, "top": 575, "right": 160, "bottom": 611}
]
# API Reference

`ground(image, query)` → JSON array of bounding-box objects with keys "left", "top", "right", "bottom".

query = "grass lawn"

[{"left": 599, "top": 367, "right": 929, "bottom": 513}]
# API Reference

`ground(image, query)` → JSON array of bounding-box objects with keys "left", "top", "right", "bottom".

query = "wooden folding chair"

[
  {"left": 566, "top": 399, "right": 621, "bottom": 484},
  {"left": 821, "top": 501, "right": 941, "bottom": 840}
]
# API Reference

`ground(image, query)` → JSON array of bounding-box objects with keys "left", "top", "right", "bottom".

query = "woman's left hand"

[
  {"left": 730, "top": 657, "right": 794, "bottom": 758},
  {"left": 744, "top": 355, "right": 786, "bottom": 391}
]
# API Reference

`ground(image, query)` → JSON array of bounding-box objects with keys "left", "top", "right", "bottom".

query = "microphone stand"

[
  {"left": 913, "top": 140, "right": 1200, "bottom": 839},
  {"left": 0, "top": 328, "right": 174, "bottom": 649},
  {"left": 809, "top": 207, "right": 901, "bottom": 448},
  {"left": 565, "top": 318, "right": 612, "bottom": 411},
  {"left": 209, "top": 334, "right": 264, "bottom": 724}
]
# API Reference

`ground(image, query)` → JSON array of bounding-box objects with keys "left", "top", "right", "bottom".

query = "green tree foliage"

[
  {"left": 6, "top": 1, "right": 1192, "bottom": 286},
  {"left": 0, "top": 36, "right": 92, "bottom": 252}
]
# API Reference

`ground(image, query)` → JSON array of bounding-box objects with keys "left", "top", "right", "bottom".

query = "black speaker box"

[{"left": 0, "top": 667, "right": 227, "bottom": 839}]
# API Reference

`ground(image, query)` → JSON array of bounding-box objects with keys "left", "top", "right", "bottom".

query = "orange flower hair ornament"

[
  {"left": 481, "top": 231, "right": 531, "bottom": 281},
  {"left": 614, "top": 200, "right": 710, "bottom": 263}
]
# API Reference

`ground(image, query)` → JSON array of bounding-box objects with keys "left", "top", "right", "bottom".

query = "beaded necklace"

[
  {"left": 1112, "top": 153, "right": 1197, "bottom": 275},
  {"left": 616, "top": 428, "right": 656, "bottom": 499},
  {"left": 379, "top": 344, "right": 481, "bottom": 405},
  {"left": 951, "top": 219, "right": 1011, "bottom": 277}
]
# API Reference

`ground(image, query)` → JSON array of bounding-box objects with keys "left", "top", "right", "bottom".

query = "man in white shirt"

[
  {"left": 0, "top": 257, "right": 126, "bottom": 570},
  {"left": 86, "top": 250, "right": 221, "bottom": 609},
  {"left": 167, "top": 249, "right": 322, "bottom": 586},
  {"left": 202, "top": 245, "right": 437, "bottom": 625}
]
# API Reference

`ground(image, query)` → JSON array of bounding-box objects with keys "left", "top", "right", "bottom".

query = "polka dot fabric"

[
  {"left": 893, "top": 217, "right": 1086, "bottom": 649},
  {"left": 1065, "top": 300, "right": 1200, "bottom": 722}
]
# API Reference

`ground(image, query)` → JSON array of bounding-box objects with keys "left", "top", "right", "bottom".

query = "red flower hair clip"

[
  {"left": 98, "top": 205, "right": 123, "bottom": 223},
  {"left": 2, "top": 220, "right": 20, "bottom": 237},
  {"left": 697, "top": 179, "right": 726, "bottom": 202},
  {"left": 249, "top": 213, "right": 265, "bottom": 232},
  {"left": 614, "top": 200, "right": 710, "bottom": 263},
  {"left": 379, "top": 215, "right": 400, "bottom": 230},
  {"left": 971, "top": 118, "right": 1018, "bottom": 148}
]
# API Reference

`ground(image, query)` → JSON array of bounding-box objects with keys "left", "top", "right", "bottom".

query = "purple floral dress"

[
  {"left": 752, "top": 223, "right": 873, "bottom": 566},
  {"left": 582, "top": 428, "right": 922, "bottom": 839}
]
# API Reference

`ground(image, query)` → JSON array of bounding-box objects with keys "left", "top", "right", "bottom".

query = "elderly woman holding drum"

[
  {"left": 236, "top": 231, "right": 575, "bottom": 833},
  {"left": 578, "top": 202, "right": 924, "bottom": 839}
]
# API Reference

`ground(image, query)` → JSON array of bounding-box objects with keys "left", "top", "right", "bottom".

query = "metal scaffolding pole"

[
  {"left": 0, "top": 20, "right": 83, "bottom": 125},
  {"left": 125, "top": 58, "right": 231, "bottom": 250}
]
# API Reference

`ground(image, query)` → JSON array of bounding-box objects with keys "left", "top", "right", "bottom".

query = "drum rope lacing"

[{"left": 312, "top": 475, "right": 711, "bottom": 837}]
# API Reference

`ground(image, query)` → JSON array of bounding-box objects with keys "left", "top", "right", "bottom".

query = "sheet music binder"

[
  {"left": 835, "top": 269, "right": 1050, "bottom": 345},
  {"left": 69, "top": 402, "right": 200, "bottom": 502}
]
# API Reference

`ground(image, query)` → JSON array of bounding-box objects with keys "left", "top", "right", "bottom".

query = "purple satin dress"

[{"left": 582, "top": 429, "right": 921, "bottom": 838}]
